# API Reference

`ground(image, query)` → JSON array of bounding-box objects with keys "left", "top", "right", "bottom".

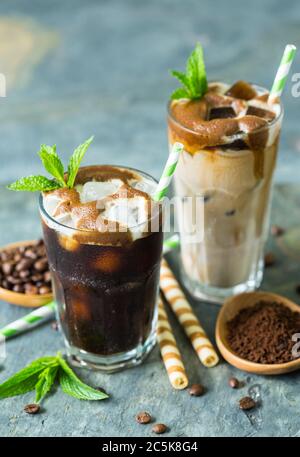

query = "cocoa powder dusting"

[{"left": 227, "top": 301, "right": 300, "bottom": 364}]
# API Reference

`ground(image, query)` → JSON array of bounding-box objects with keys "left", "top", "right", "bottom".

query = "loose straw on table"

[
  {"left": 0, "top": 301, "right": 56, "bottom": 339},
  {"left": 160, "top": 258, "right": 219, "bottom": 367},
  {"left": 157, "top": 295, "right": 188, "bottom": 389},
  {"left": 153, "top": 142, "right": 183, "bottom": 202},
  {"left": 269, "top": 44, "right": 297, "bottom": 103}
]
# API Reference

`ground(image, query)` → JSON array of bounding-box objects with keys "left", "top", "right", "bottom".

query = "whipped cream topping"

[
  {"left": 42, "top": 166, "right": 158, "bottom": 244},
  {"left": 169, "top": 81, "right": 281, "bottom": 151}
]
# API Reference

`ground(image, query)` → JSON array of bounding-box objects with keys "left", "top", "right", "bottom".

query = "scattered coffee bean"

[
  {"left": 271, "top": 225, "right": 285, "bottom": 237},
  {"left": 228, "top": 377, "right": 239, "bottom": 389},
  {"left": 136, "top": 411, "right": 152, "bottom": 424},
  {"left": 264, "top": 252, "right": 276, "bottom": 267},
  {"left": 188, "top": 384, "right": 205, "bottom": 397},
  {"left": 239, "top": 396, "right": 256, "bottom": 410},
  {"left": 24, "top": 403, "right": 40, "bottom": 415},
  {"left": 152, "top": 423, "right": 167, "bottom": 434}
]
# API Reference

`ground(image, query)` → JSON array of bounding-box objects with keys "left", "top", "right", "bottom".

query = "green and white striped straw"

[
  {"left": 0, "top": 301, "right": 56, "bottom": 339},
  {"left": 153, "top": 142, "right": 183, "bottom": 201},
  {"left": 269, "top": 44, "right": 297, "bottom": 102},
  {"left": 163, "top": 234, "right": 180, "bottom": 254}
]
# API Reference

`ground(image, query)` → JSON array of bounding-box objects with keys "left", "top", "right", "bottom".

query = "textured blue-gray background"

[{"left": 0, "top": 0, "right": 300, "bottom": 438}]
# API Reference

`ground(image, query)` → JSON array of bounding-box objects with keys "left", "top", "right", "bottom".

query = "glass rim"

[
  {"left": 39, "top": 164, "right": 161, "bottom": 233},
  {"left": 167, "top": 82, "right": 284, "bottom": 136}
]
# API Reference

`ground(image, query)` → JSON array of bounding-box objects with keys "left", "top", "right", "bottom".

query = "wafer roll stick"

[
  {"left": 160, "top": 259, "right": 219, "bottom": 367},
  {"left": 157, "top": 296, "right": 189, "bottom": 390}
]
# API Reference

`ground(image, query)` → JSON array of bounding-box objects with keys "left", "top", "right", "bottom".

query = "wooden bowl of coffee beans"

[{"left": 0, "top": 239, "right": 53, "bottom": 307}]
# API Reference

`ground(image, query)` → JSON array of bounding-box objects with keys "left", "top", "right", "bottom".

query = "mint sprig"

[
  {"left": 7, "top": 137, "right": 94, "bottom": 192},
  {"left": 170, "top": 42, "right": 208, "bottom": 100},
  {"left": 0, "top": 352, "right": 108, "bottom": 405}
]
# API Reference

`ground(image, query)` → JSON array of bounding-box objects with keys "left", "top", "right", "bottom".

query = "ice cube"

[
  {"left": 208, "top": 106, "right": 236, "bottom": 120},
  {"left": 43, "top": 194, "right": 63, "bottom": 217},
  {"left": 94, "top": 249, "right": 122, "bottom": 273},
  {"left": 129, "top": 177, "right": 157, "bottom": 194},
  {"left": 103, "top": 197, "right": 148, "bottom": 228},
  {"left": 246, "top": 105, "right": 275, "bottom": 122},
  {"left": 78, "top": 180, "right": 123, "bottom": 203},
  {"left": 226, "top": 81, "right": 257, "bottom": 100}
]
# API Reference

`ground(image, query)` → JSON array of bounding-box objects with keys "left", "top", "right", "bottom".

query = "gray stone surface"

[{"left": 0, "top": 0, "right": 300, "bottom": 438}]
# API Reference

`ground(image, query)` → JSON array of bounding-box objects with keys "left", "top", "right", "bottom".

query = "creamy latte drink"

[{"left": 168, "top": 79, "right": 282, "bottom": 302}]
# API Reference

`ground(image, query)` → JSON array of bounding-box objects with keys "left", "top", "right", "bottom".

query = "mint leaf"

[
  {"left": 170, "top": 70, "right": 190, "bottom": 91},
  {"left": 67, "top": 136, "right": 94, "bottom": 188},
  {"left": 0, "top": 357, "right": 57, "bottom": 399},
  {"left": 171, "top": 87, "right": 190, "bottom": 100},
  {"left": 7, "top": 176, "right": 61, "bottom": 192},
  {"left": 186, "top": 42, "right": 207, "bottom": 97},
  {"left": 35, "top": 365, "right": 59, "bottom": 403},
  {"left": 57, "top": 354, "right": 108, "bottom": 401},
  {"left": 38, "top": 144, "right": 66, "bottom": 187},
  {"left": 170, "top": 43, "right": 207, "bottom": 100}
]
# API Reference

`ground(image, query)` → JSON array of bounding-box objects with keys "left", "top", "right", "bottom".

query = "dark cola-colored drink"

[{"left": 40, "top": 165, "right": 163, "bottom": 371}]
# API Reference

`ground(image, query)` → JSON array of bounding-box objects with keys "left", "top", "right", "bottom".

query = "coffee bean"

[
  {"left": 1, "top": 280, "right": 11, "bottom": 290},
  {"left": 264, "top": 252, "right": 276, "bottom": 267},
  {"left": 24, "top": 249, "right": 38, "bottom": 260},
  {"left": 19, "top": 269, "right": 30, "bottom": 279},
  {"left": 13, "top": 284, "right": 25, "bottom": 293},
  {"left": 7, "top": 275, "right": 22, "bottom": 285},
  {"left": 239, "top": 396, "right": 256, "bottom": 410},
  {"left": 31, "top": 274, "right": 43, "bottom": 282},
  {"left": 24, "top": 403, "right": 40, "bottom": 414},
  {"left": 271, "top": 225, "right": 285, "bottom": 237},
  {"left": 44, "top": 271, "right": 52, "bottom": 283},
  {"left": 2, "top": 262, "right": 14, "bottom": 275},
  {"left": 39, "top": 286, "right": 51, "bottom": 295},
  {"left": 24, "top": 284, "right": 38, "bottom": 295},
  {"left": 34, "top": 259, "right": 48, "bottom": 272},
  {"left": 228, "top": 377, "right": 239, "bottom": 389},
  {"left": 15, "top": 259, "right": 34, "bottom": 272},
  {"left": 188, "top": 384, "right": 205, "bottom": 397},
  {"left": 152, "top": 423, "right": 167, "bottom": 434},
  {"left": 136, "top": 411, "right": 152, "bottom": 424},
  {"left": 14, "top": 254, "right": 22, "bottom": 262}
]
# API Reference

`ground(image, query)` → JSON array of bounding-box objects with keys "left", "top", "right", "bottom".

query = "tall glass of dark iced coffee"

[
  {"left": 168, "top": 81, "right": 282, "bottom": 302},
  {"left": 39, "top": 165, "right": 163, "bottom": 371}
]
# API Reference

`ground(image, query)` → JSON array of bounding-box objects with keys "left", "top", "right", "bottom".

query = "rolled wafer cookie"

[
  {"left": 160, "top": 259, "right": 219, "bottom": 367},
  {"left": 157, "top": 296, "right": 189, "bottom": 390}
]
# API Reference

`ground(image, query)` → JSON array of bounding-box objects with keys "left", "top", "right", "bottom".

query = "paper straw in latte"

[
  {"left": 0, "top": 301, "right": 56, "bottom": 339},
  {"left": 163, "top": 234, "right": 180, "bottom": 254},
  {"left": 157, "top": 295, "right": 188, "bottom": 389},
  {"left": 153, "top": 142, "right": 183, "bottom": 202},
  {"left": 160, "top": 259, "right": 219, "bottom": 367},
  {"left": 269, "top": 44, "right": 297, "bottom": 102}
]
